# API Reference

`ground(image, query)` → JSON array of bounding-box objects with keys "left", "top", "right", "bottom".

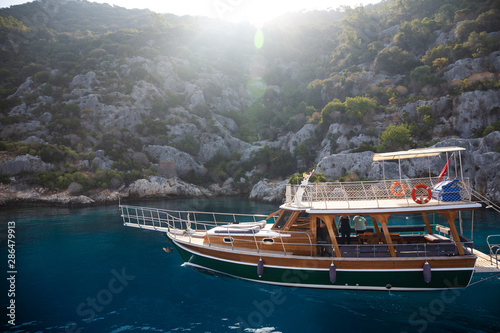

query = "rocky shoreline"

[
  {"left": 1, "top": 132, "right": 499, "bottom": 208},
  {"left": 0, "top": 176, "right": 240, "bottom": 207}
]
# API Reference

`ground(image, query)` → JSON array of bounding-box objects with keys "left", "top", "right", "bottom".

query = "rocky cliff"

[{"left": 0, "top": 0, "right": 499, "bottom": 206}]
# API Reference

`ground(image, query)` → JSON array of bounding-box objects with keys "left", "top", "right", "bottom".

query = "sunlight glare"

[
  {"left": 211, "top": 0, "right": 294, "bottom": 27},
  {"left": 254, "top": 29, "right": 264, "bottom": 49}
]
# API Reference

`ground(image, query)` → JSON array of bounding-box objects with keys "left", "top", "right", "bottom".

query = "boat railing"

[
  {"left": 121, "top": 205, "right": 473, "bottom": 258},
  {"left": 313, "top": 241, "right": 473, "bottom": 258},
  {"left": 197, "top": 233, "right": 472, "bottom": 258},
  {"left": 120, "top": 204, "right": 275, "bottom": 234},
  {"left": 487, "top": 235, "right": 500, "bottom": 268},
  {"left": 285, "top": 177, "right": 473, "bottom": 209}
]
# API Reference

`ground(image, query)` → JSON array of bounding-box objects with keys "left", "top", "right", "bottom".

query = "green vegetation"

[
  {"left": 289, "top": 172, "right": 327, "bottom": 184},
  {"left": 204, "top": 152, "right": 246, "bottom": 186},
  {"left": 379, "top": 124, "right": 412, "bottom": 151},
  {"left": 172, "top": 135, "right": 200, "bottom": 156},
  {"left": 473, "top": 120, "right": 500, "bottom": 138},
  {"left": 247, "top": 146, "right": 297, "bottom": 179},
  {"left": 0, "top": 0, "right": 499, "bottom": 193}
]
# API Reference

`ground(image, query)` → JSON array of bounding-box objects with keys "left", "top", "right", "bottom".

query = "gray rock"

[
  {"left": 317, "top": 151, "right": 374, "bottom": 180},
  {"left": 144, "top": 145, "right": 205, "bottom": 176},
  {"left": 0, "top": 187, "right": 94, "bottom": 205},
  {"left": 130, "top": 80, "right": 163, "bottom": 105},
  {"left": 249, "top": 179, "right": 287, "bottom": 203},
  {"left": 90, "top": 190, "right": 121, "bottom": 202},
  {"left": 9, "top": 77, "right": 33, "bottom": 98},
  {"left": 0, "top": 155, "right": 53, "bottom": 175},
  {"left": 36, "top": 94, "right": 53, "bottom": 104},
  {"left": 9, "top": 103, "right": 29, "bottom": 116},
  {"left": 68, "top": 182, "right": 84, "bottom": 195},
  {"left": 443, "top": 57, "right": 489, "bottom": 81},
  {"left": 131, "top": 152, "right": 149, "bottom": 166},
  {"left": 22, "top": 136, "right": 46, "bottom": 144},
  {"left": 214, "top": 114, "right": 238, "bottom": 133},
  {"left": 287, "top": 123, "right": 316, "bottom": 153},
  {"left": 188, "top": 89, "right": 206, "bottom": 110},
  {"left": 75, "top": 94, "right": 100, "bottom": 110},
  {"left": 490, "top": 51, "right": 500, "bottom": 73},
  {"left": 209, "top": 178, "right": 239, "bottom": 196},
  {"left": 434, "top": 26, "right": 457, "bottom": 46},
  {"left": 127, "top": 176, "right": 208, "bottom": 198},
  {"left": 95, "top": 150, "right": 106, "bottom": 158},
  {"left": 198, "top": 134, "right": 231, "bottom": 162},
  {"left": 399, "top": 90, "right": 500, "bottom": 139},
  {"left": 92, "top": 154, "right": 113, "bottom": 171},
  {"left": 378, "top": 24, "right": 399, "bottom": 40},
  {"left": 451, "top": 90, "right": 500, "bottom": 138},
  {"left": 195, "top": 129, "right": 252, "bottom": 164},
  {"left": 70, "top": 71, "right": 97, "bottom": 90},
  {"left": 39, "top": 112, "right": 52, "bottom": 124},
  {"left": 167, "top": 122, "right": 200, "bottom": 144}
]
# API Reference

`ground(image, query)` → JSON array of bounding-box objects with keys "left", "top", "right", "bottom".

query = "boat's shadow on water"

[{"left": 188, "top": 267, "right": 499, "bottom": 333}]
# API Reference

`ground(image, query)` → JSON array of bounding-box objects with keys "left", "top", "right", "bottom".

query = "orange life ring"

[
  {"left": 411, "top": 184, "right": 432, "bottom": 204},
  {"left": 390, "top": 182, "right": 407, "bottom": 196}
]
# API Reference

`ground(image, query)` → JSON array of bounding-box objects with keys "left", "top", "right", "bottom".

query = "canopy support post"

[{"left": 371, "top": 214, "right": 396, "bottom": 257}]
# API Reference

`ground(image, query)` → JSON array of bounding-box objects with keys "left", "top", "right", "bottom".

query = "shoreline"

[{"left": 0, "top": 176, "right": 287, "bottom": 209}]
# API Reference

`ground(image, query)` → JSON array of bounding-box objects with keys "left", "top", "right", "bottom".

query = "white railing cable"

[
  {"left": 285, "top": 177, "right": 473, "bottom": 208},
  {"left": 471, "top": 189, "right": 500, "bottom": 213}
]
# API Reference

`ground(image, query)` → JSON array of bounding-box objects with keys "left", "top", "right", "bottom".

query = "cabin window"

[
  {"left": 262, "top": 238, "right": 274, "bottom": 245},
  {"left": 292, "top": 212, "right": 310, "bottom": 227},
  {"left": 274, "top": 210, "right": 293, "bottom": 230},
  {"left": 223, "top": 237, "right": 234, "bottom": 243}
]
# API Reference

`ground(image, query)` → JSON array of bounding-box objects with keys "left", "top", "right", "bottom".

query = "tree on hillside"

[
  {"left": 331, "top": 6, "right": 380, "bottom": 71},
  {"left": 374, "top": 46, "right": 419, "bottom": 75},
  {"left": 319, "top": 98, "right": 345, "bottom": 126},
  {"left": 393, "top": 18, "right": 436, "bottom": 53},
  {"left": 409, "top": 65, "right": 441, "bottom": 90},
  {"left": 344, "top": 96, "right": 378, "bottom": 123},
  {"left": 379, "top": 123, "right": 412, "bottom": 151}
]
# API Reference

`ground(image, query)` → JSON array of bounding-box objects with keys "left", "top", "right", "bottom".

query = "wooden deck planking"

[{"left": 474, "top": 249, "right": 500, "bottom": 272}]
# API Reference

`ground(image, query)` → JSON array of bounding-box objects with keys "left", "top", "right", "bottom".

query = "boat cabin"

[{"left": 202, "top": 146, "right": 479, "bottom": 259}]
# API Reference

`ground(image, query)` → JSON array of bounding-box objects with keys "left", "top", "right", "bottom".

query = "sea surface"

[{"left": 1, "top": 197, "right": 500, "bottom": 333}]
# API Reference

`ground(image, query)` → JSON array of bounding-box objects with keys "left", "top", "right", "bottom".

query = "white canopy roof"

[{"left": 372, "top": 146, "right": 465, "bottom": 161}]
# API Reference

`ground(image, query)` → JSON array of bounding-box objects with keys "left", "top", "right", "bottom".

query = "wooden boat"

[{"left": 120, "top": 146, "right": 500, "bottom": 291}]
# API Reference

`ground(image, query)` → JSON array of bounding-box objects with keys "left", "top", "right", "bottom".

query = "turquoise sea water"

[{"left": 1, "top": 198, "right": 500, "bottom": 333}]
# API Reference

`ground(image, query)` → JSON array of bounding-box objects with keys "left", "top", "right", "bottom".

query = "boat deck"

[
  {"left": 474, "top": 250, "right": 500, "bottom": 272},
  {"left": 288, "top": 198, "right": 481, "bottom": 212},
  {"left": 284, "top": 177, "right": 480, "bottom": 212}
]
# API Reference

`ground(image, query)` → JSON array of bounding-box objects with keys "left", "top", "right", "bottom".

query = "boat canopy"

[{"left": 372, "top": 146, "right": 466, "bottom": 161}]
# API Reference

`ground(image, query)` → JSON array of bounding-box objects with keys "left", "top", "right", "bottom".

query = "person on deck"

[
  {"left": 317, "top": 219, "right": 328, "bottom": 256},
  {"left": 353, "top": 215, "right": 368, "bottom": 235},
  {"left": 339, "top": 215, "right": 351, "bottom": 244}
]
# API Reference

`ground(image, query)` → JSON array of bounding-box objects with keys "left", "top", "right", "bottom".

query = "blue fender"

[
  {"left": 257, "top": 259, "right": 264, "bottom": 278},
  {"left": 423, "top": 261, "right": 431, "bottom": 283},
  {"left": 329, "top": 263, "right": 336, "bottom": 283}
]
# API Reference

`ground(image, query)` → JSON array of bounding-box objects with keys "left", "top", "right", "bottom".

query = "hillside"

[{"left": 0, "top": 0, "right": 499, "bottom": 205}]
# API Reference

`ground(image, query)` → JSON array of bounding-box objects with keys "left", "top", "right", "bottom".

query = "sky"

[{"left": 0, "top": 0, "right": 381, "bottom": 26}]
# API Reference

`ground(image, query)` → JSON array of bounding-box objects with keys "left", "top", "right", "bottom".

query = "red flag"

[{"left": 438, "top": 153, "right": 453, "bottom": 182}]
